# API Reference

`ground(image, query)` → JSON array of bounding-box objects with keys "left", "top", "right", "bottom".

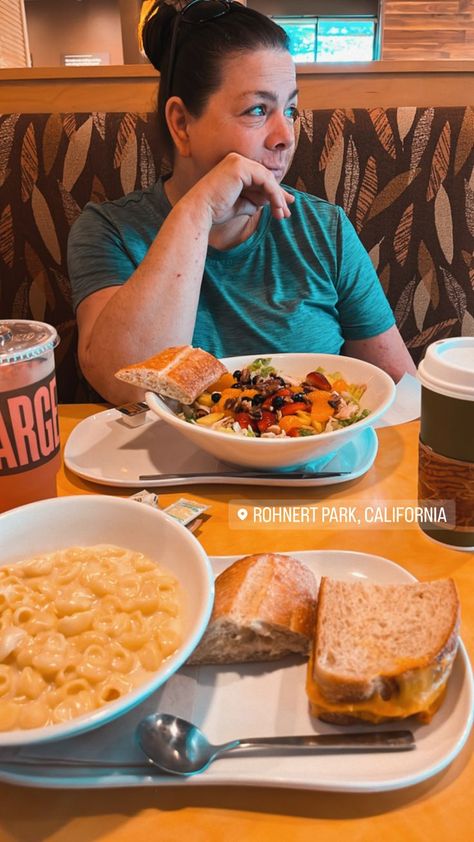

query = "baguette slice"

[
  {"left": 115, "top": 345, "right": 227, "bottom": 404},
  {"left": 188, "top": 553, "right": 318, "bottom": 665},
  {"left": 307, "top": 577, "right": 460, "bottom": 724}
]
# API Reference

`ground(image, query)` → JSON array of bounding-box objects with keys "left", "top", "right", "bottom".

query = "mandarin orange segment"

[
  {"left": 307, "top": 389, "right": 333, "bottom": 403},
  {"left": 310, "top": 394, "right": 335, "bottom": 425},
  {"left": 209, "top": 372, "right": 235, "bottom": 392},
  {"left": 279, "top": 415, "right": 307, "bottom": 433}
]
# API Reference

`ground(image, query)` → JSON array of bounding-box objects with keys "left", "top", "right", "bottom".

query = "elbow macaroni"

[{"left": 0, "top": 545, "right": 182, "bottom": 731}]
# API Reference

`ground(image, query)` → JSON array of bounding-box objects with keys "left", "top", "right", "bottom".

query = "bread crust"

[
  {"left": 115, "top": 346, "right": 227, "bottom": 404},
  {"left": 188, "top": 553, "right": 318, "bottom": 665}
]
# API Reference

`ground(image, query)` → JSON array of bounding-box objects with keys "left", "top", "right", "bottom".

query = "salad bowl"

[{"left": 146, "top": 353, "right": 396, "bottom": 470}]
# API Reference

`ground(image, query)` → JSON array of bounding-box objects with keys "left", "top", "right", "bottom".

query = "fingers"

[{"left": 242, "top": 173, "right": 295, "bottom": 220}]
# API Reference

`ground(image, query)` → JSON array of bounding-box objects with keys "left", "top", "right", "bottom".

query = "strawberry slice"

[
  {"left": 305, "top": 371, "right": 332, "bottom": 391},
  {"left": 235, "top": 412, "right": 257, "bottom": 431},
  {"left": 257, "top": 410, "right": 276, "bottom": 433},
  {"left": 280, "top": 402, "right": 308, "bottom": 416}
]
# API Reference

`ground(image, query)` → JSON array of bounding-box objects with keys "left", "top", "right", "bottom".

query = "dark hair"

[{"left": 141, "top": 1, "right": 290, "bottom": 164}]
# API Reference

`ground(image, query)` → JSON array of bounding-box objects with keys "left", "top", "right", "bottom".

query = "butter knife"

[{"left": 138, "top": 470, "right": 350, "bottom": 481}]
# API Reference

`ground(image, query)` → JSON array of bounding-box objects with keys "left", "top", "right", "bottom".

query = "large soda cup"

[
  {"left": 417, "top": 337, "right": 474, "bottom": 551},
  {"left": 0, "top": 320, "right": 60, "bottom": 512}
]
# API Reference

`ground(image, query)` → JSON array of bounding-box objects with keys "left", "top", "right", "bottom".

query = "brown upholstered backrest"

[{"left": 1, "top": 108, "right": 473, "bottom": 401}]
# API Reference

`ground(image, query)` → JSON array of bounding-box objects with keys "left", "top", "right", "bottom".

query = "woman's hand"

[{"left": 184, "top": 152, "right": 295, "bottom": 225}]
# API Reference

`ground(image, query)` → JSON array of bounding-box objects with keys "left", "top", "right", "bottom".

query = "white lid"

[
  {"left": 417, "top": 337, "right": 474, "bottom": 401},
  {"left": 0, "top": 320, "right": 58, "bottom": 366}
]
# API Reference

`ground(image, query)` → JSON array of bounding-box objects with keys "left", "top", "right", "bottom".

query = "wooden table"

[{"left": 0, "top": 405, "right": 472, "bottom": 842}]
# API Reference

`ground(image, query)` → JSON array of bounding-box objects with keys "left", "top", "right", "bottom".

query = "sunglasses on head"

[{"left": 164, "top": 0, "right": 234, "bottom": 101}]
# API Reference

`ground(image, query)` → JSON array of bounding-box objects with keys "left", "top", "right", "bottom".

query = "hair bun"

[{"left": 140, "top": 1, "right": 177, "bottom": 72}]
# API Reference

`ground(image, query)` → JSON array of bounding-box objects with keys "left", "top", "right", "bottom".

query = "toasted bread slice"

[
  {"left": 115, "top": 345, "right": 227, "bottom": 404},
  {"left": 188, "top": 553, "right": 318, "bottom": 665},
  {"left": 307, "top": 577, "right": 460, "bottom": 724}
]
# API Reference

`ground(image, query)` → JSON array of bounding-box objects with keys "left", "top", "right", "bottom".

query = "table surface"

[{"left": 0, "top": 405, "right": 472, "bottom": 842}]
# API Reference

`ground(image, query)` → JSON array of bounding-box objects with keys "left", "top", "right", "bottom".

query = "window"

[{"left": 274, "top": 16, "right": 378, "bottom": 63}]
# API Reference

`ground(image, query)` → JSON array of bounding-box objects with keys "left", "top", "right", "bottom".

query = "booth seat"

[{"left": 0, "top": 108, "right": 473, "bottom": 401}]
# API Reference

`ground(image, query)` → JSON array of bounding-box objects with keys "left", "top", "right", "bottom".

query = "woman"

[{"left": 68, "top": 0, "right": 416, "bottom": 404}]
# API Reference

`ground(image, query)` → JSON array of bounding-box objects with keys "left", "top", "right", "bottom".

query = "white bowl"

[
  {"left": 0, "top": 495, "right": 214, "bottom": 746},
  {"left": 146, "top": 353, "right": 396, "bottom": 470}
]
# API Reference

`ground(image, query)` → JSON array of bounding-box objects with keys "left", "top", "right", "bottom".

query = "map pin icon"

[{"left": 237, "top": 507, "right": 248, "bottom": 521}]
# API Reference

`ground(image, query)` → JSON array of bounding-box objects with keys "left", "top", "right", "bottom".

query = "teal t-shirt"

[{"left": 67, "top": 180, "right": 395, "bottom": 357}]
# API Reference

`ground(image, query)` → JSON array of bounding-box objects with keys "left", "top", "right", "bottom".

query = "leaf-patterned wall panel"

[
  {"left": 31, "top": 185, "right": 61, "bottom": 265},
  {"left": 324, "top": 133, "right": 344, "bottom": 205},
  {"left": 62, "top": 114, "right": 76, "bottom": 139},
  {"left": 114, "top": 113, "right": 138, "bottom": 169},
  {"left": 318, "top": 110, "right": 345, "bottom": 171},
  {"left": 462, "top": 310, "right": 474, "bottom": 336},
  {"left": 12, "top": 281, "right": 29, "bottom": 318},
  {"left": 342, "top": 136, "right": 359, "bottom": 215},
  {"left": 92, "top": 112, "right": 106, "bottom": 141},
  {"left": 367, "top": 170, "right": 419, "bottom": 223},
  {"left": 369, "top": 108, "right": 396, "bottom": 159},
  {"left": 62, "top": 116, "right": 94, "bottom": 193},
  {"left": 413, "top": 279, "right": 431, "bottom": 332},
  {"left": 397, "top": 107, "right": 417, "bottom": 146},
  {"left": 0, "top": 114, "right": 19, "bottom": 188},
  {"left": 410, "top": 108, "right": 435, "bottom": 173},
  {"left": 378, "top": 264, "right": 390, "bottom": 294},
  {"left": 394, "top": 277, "right": 417, "bottom": 329},
  {"left": 426, "top": 122, "right": 451, "bottom": 202},
  {"left": 20, "top": 123, "right": 38, "bottom": 203},
  {"left": 442, "top": 268, "right": 467, "bottom": 321},
  {"left": 368, "top": 238, "right": 384, "bottom": 271},
  {"left": 466, "top": 180, "right": 474, "bottom": 238},
  {"left": 454, "top": 107, "right": 474, "bottom": 176},
  {"left": 435, "top": 186, "right": 454, "bottom": 264},
  {"left": 140, "top": 135, "right": 156, "bottom": 190},
  {"left": 393, "top": 203, "right": 414, "bottom": 267},
  {"left": 51, "top": 268, "right": 73, "bottom": 305},
  {"left": 299, "top": 111, "right": 313, "bottom": 143},
  {"left": 120, "top": 133, "right": 138, "bottom": 196},
  {"left": 0, "top": 204, "right": 14, "bottom": 268},
  {"left": 58, "top": 180, "right": 82, "bottom": 228},
  {"left": 28, "top": 275, "right": 47, "bottom": 322},
  {"left": 42, "top": 114, "right": 63, "bottom": 176},
  {"left": 406, "top": 319, "right": 458, "bottom": 349},
  {"left": 355, "top": 156, "right": 377, "bottom": 232},
  {"left": 91, "top": 175, "right": 108, "bottom": 205}
]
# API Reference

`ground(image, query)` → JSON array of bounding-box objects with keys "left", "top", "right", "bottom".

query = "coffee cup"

[
  {"left": 417, "top": 337, "right": 474, "bottom": 551},
  {"left": 0, "top": 320, "right": 60, "bottom": 512}
]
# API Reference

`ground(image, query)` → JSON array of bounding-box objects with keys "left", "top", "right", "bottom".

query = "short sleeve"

[
  {"left": 67, "top": 203, "right": 136, "bottom": 312},
  {"left": 335, "top": 207, "right": 395, "bottom": 341}
]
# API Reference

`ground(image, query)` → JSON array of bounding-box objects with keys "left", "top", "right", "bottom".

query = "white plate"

[
  {"left": 64, "top": 409, "right": 378, "bottom": 487},
  {"left": 0, "top": 550, "right": 472, "bottom": 792}
]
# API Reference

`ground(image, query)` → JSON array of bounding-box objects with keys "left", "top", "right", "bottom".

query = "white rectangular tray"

[{"left": 0, "top": 551, "right": 472, "bottom": 792}]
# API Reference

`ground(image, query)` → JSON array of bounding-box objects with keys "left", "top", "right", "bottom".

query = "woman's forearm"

[{"left": 78, "top": 195, "right": 212, "bottom": 402}]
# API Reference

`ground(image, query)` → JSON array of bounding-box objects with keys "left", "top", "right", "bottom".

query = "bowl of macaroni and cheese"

[
  {"left": 0, "top": 495, "right": 214, "bottom": 746},
  {"left": 146, "top": 353, "right": 396, "bottom": 470}
]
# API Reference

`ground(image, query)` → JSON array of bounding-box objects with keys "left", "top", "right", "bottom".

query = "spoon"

[{"left": 136, "top": 713, "right": 415, "bottom": 776}]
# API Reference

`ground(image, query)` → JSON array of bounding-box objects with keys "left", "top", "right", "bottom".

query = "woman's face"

[{"left": 178, "top": 48, "right": 298, "bottom": 183}]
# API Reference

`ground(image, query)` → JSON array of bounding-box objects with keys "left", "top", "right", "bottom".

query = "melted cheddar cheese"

[{"left": 306, "top": 653, "right": 455, "bottom": 724}]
